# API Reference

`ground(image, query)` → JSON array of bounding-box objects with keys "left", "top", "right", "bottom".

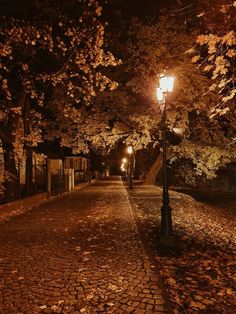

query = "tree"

[
  {"left": 188, "top": 0, "right": 236, "bottom": 117},
  {"left": 104, "top": 6, "right": 236, "bottom": 184},
  {"left": 0, "top": 0, "right": 119, "bottom": 199}
]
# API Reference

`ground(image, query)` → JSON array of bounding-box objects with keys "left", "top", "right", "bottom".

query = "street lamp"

[
  {"left": 127, "top": 146, "right": 134, "bottom": 189},
  {"left": 127, "top": 146, "right": 133, "bottom": 155},
  {"left": 157, "top": 73, "right": 175, "bottom": 246},
  {"left": 121, "top": 158, "right": 127, "bottom": 180}
]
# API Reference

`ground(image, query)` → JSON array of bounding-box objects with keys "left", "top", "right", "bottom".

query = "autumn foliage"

[{"left": 0, "top": 0, "right": 236, "bottom": 199}]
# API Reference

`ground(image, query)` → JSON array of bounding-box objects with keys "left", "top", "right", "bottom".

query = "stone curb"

[{"left": 123, "top": 182, "right": 174, "bottom": 314}]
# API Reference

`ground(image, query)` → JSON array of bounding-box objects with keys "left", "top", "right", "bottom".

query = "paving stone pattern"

[{"left": 0, "top": 180, "right": 167, "bottom": 314}]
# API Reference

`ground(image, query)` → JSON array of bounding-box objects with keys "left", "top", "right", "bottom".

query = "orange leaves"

[
  {"left": 1, "top": 79, "right": 12, "bottom": 100},
  {"left": 0, "top": 43, "right": 12, "bottom": 57},
  {"left": 191, "top": 55, "right": 200, "bottom": 63},
  {"left": 166, "top": 277, "right": 177, "bottom": 286},
  {"left": 226, "top": 49, "right": 236, "bottom": 57},
  {"left": 226, "top": 288, "right": 234, "bottom": 295},
  {"left": 0, "top": 1, "right": 120, "bottom": 156},
  {"left": 190, "top": 301, "right": 206, "bottom": 310},
  {"left": 95, "top": 6, "right": 102, "bottom": 16},
  {"left": 188, "top": 0, "right": 236, "bottom": 114},
  {"left": 221, "top": 30, "right": 236, "bottom": 45},
  {"left": 202, "top": 298, "right": 214, "bottom": 305},
  {"left": 196, "top": 34, "right": 219, "bottom": 46},
  {"left": 203, "top": 65, "right": 213, "bottom": 72}
]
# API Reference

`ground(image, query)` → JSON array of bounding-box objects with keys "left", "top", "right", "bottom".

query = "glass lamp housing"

[
  {"left": 127, "top": 146, "right": 133, "bottom": 154},
  {"left": 159, "top": 74, "right": 175, "bottom": 92}
]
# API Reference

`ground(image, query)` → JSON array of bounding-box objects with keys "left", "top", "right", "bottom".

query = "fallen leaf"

[
  {"left": 166, "top": 277, "right": 177, "bottom": 285},
  {"left": 194, "top": 295, "right": 203, "bottom": 301},
  {"left": 226, "top": 288, "right": 234, "bottom": 295},
  {"left": 202, "top": 298, "right": 214, "bottom": 305},
  {"left": 86, "top": 293, "right": 94, "bottom": 300},
  {"left": 190, "top": 301, "right": 206, "bottom": 310},
  {"left": 108, "top": 283, "right": 118, "bottom": 291}
]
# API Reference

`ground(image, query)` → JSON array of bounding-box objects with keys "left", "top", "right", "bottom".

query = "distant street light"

[
  {"left": 127, "top": 146, "right": 133, "bottom": 155},
  {"left": 122, "top": 158, "right": 127, "bottom": 163},
  {"left": 157, "top": 73, "right": 175, "bottom": 246},
  {"left": 127, "top": 146, "right": 134, "bottom": 189},
  {"left": 121, "top": 158, "right": 128, "bottom": 179}
]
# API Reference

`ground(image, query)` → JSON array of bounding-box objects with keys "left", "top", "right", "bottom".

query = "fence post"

[
  {"left": 71, "top": 169, "right": 74, "bottom": 190},
  {"left": 47, "top": 159, "right": 51, "bottom": 199}
]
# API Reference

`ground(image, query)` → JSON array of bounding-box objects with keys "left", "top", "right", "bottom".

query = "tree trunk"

[
  {"left": 144, "top": 149, "right": 174, "bottom": 186},
  {"left": 144, "top": 153, "right": 163, "bottom": 185},
  {"left": 1, "top": 113, "right": 20, "bottom": 202},
  {"left": 2, "top": 141, "right": 19, "bottom": 201},
  {"left": 23, "top": 95, "right": 33, "bottom": 196},
  {"left": 25, "top": 149, "right": 33, "bottom": 196}
]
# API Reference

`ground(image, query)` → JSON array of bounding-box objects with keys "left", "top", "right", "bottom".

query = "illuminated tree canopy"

[{"left": 0, "top": 0, "right": 235, "bottom": 198}]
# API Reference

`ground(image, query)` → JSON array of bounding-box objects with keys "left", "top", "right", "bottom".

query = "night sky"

[
  {"left": 106, "top": 0, "right": 193, "bottom": 16},
  {"left": 0, "top": 0, "right": 195, "bottom": 20}
]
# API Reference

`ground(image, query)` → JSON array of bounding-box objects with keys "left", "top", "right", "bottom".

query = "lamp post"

[
  {"left": 127, "top": 146, "right": 134, "bottom": 189},
  {"left": 157, "top": 73, "right": 175, "bottom": 246}
]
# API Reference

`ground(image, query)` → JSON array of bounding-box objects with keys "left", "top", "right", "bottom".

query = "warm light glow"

[
  {"left": 121, "top": 161, "right": 126, "bottom": 171},
  {"left": 173, "top": 127, "right": 183, "bottom": 136},
  {"left": 159, "top": 74, "right": 175, "bottom": 92},
  {"left": 127, "top": 146, "right": 133, "bottom": 154},
  {"left": 156, "top": 87, "right": 164, "bottom": 102},
  {"left": 122, "top": 158, "right": 127, "bottom": 163}
]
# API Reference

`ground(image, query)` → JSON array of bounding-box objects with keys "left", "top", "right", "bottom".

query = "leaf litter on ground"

[{"left": 130, "top": 186, "right": 236, "bottom": 313}]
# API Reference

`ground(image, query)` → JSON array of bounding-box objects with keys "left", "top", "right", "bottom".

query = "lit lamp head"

[
  {"left": 159, "top": 73, "right": 175, "bottom": 93},
  {"left": 122, "top": 158, "right": 127, "bottom": 163},
  {"left": 127, "top": 146, "right": 133, "bottom": 155}
]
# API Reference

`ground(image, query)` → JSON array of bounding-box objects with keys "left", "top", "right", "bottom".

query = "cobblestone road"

[{"left": 0, "top": 179, "right": 169, "bottom": 314}]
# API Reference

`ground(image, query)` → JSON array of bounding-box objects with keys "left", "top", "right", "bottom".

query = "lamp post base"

[
  {"left": 128, "top": 176, "right": 134, "bottom": 189},
  {"left": 159, "top": 234, "right": 176, "bottom": 247}
]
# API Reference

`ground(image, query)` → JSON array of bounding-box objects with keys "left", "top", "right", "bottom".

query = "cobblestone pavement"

[
  {"left": 0, "top": 179, "right": 170, "bottom": 314},
  {"left": 128, "top": 185, "right": 236, "bottom": 314}
]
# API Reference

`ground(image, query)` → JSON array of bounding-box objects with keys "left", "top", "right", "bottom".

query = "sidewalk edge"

[
  {"left": 0, "top": 180, "right": 98, "bottom": 223},
  {"left": 121, "top": 180, "right": 174, "bottom": 314}
]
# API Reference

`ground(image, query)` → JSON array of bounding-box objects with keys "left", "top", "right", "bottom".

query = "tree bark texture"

[
  {"left": 144, "top": 149, "right": 174, "bottom": 186},
  {"left": 1, "top": 113, "right": 20, "bottom": 201},
  {"left": 23, "top": 94, "right": 33, "bottom": 196}
]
